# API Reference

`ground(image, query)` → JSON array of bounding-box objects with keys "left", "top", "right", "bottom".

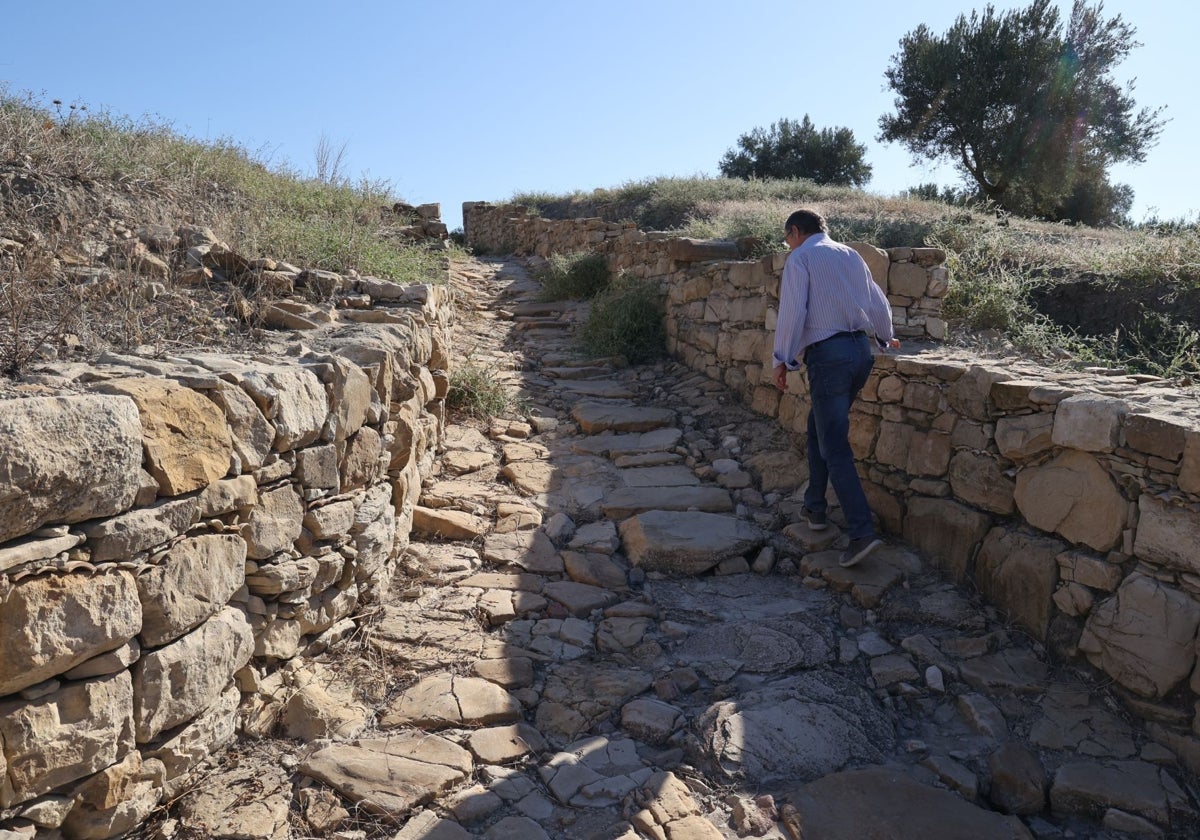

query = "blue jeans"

[{"left": 803, "top": 333, "right": 876, "bottom": 540}]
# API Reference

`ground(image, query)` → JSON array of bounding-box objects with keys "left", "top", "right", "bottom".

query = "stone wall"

[
  {"left": 463, "top": 201, "right": 1200, "bottom": 764},
  {"left": 0, "top": 283, "right": 452, "bottom": 836},
  {"left": 462, "top": 202, "right": 949, "bottom": 342}
]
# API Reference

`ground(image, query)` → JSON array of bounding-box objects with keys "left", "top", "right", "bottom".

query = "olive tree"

[{"left": 878, "top": 0, "right": 1164, "bottom": 224}]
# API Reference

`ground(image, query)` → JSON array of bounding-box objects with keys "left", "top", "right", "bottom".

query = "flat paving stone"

[
  {"left": 558, "top": 380, "right": 637, "bottom": 399},
  {"left": 619, "top": 511, "right": 766, "bottom": 575},
  {"left": 571, "top": 428, "right": 683, "bottom": 457},
  {"left": 571, "top": 401, "right": 676, "bottom": 434},
  {"left": 785, "top": 767, "right": 1035, "bottom": 839},
  {"left": 618, "top": 466, "right": 699, "bottom": 488},
  {"left": 299, "top": 735, "right": 472, "bottom": 820},
  {"left": 601, "top": 486, "right": 733, "bottom": 519}
]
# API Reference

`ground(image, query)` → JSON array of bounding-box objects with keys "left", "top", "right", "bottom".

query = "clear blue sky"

[{"left": 2, "top": 1, "right": 1194, "bottom": 231}]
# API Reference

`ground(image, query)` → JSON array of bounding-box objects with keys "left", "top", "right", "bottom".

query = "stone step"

[
  {"left": 618, "top": 466, "right": 699, "bottom": 488},
  {"left": 571, "top": 401, "right": 677, "bottom": 434},
  {"left": 601, "top": 486, "right": 734, "bottom": 519},
  {"left": 557, "top": 380, "right": 637, "bottom": 399},
  {"left": 618, "top": 510, "right": 766, "bottom": 575},
  {"left": 571, "top": 428, "right": 683, "bottom": 458},
  {"left": 510, "top": 301, "right": 576, "bottom": 316},
  {"left": 544, "top": 366, "right": 613, "bottom": 380}
]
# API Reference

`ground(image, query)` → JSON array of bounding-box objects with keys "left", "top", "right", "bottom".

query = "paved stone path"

[{"left": 163, "top": 257, "right": 1200, "bottom": 840}]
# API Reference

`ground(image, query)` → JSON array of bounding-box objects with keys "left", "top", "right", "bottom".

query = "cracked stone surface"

[{"left": 158, "top": 256, "right": 1200, "bottom": 840}]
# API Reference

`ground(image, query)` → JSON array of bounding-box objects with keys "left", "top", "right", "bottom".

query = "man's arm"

[{"left": 773, "top": 256, "right": 809, "bottom": 372}]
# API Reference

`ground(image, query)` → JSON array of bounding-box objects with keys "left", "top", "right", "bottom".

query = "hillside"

[
  {"left": 0, "top": 90, "right": 452, "bottom": 380},
  {"left": 512, "top": 177, "right": 1200, "bottom": 383}
]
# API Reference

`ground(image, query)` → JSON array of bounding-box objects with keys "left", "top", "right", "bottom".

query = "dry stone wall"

[
  {"left": 0, "top": 282, "right": 452, "bottom": 836},
  {"left": 464, "top": 201, "right": 1200, "bottom": 761},
  {"left": 463, "top": 201, "right": 950, "bottom": 343}
]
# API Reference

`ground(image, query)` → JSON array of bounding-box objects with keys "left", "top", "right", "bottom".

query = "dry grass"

[
  {"left": 515, "top": 176, "right": 1200, "bottom": 379},
  {"left": 0, "top": 87, "right": 453, "bottom": 376}
]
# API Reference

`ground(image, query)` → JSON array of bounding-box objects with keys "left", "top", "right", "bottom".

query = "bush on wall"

[{"left": 579, "top": 274, "right": 666, "bottom": 364}]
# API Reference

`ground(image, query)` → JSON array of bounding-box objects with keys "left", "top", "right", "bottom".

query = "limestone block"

[
  {"left": 333, "top": 343, "right": 395, "bottom": 409},
  {"left": 1014, "top": 451, "right": 1125, "bottom": 551},
  {"left": 926, "top": 266, "right": 950, "bottom": 297},
  {"left": 1181, "top": 431, "right": 1200, "bottom": 496},
  {"left": 848, "top": 413, "right": 880, "bottom": 461},
  {"left": 619, "top": 511, "right": 765, "bottom": 575},
  {"left": 198, "top": 475, "right": 257, "bottom": 517},
  {"left": 64, "top": 639, "right": 141, "bottom": 681},
  {"left": 0, "top": 570, "right": 141, "bottom": 696},
  {"left": 727, "top": 329, "right": 768, "bottom": 363},
  {"left": 1051, "top": 394, "right": 1127, "bottom": 453},
  {"left": 847, "top": 242, "right": 888, "bottom": 292},
  {"left": 317, "top": 357, "right": 372, "bottom": 443},
  {"left": 668, "top": 238, "right": 739, "bottom": 262},
  {"left": 874, "top": 421, "right": 913, "bottom": 469},
  {"left": 889, "top": 261, "right": 929, "bottom": 297},
  {"left": 902, "top": 382, "right": 941, "bottom": 413},
  {"left": 949, "top": 451, "right": 1015, "bottom": 515},
  {"left": 295, "top": 443, "right": 339, "bottom": 491},
  {"left": 237, "top": 366, "right": 329, "bottom": 451},
  {"left": 863, "top": 480, "right": 905, "bottom": 535},
  {"left": 133, "top": 607, "right": 254, "bottom": 742},
  {"left": 246, "top": 556, "right": 319, "bottom": 596},
  {"left": 83, "top": 496, "right": 200, "bottom": 562},
  {"left": 1080, "top": 574, "right": 1200, "bottom": 699},
  {"left": 906, "top": 430, "right": 952, "bottom": 477},
  {"left": 995, "top": 413, "right": 1055, "bottom": 461},
  {"left": 299, "top": 735, "right": 471, "bottom": 820},
  {"left": 946, "top": 366, "right": 1013, "bottom": 422},
  {"left": 96, "top": 378, "right": 232, "bottom": 496},
  {"left": 208, "top": 381, "right": 273, "bottom": 472},
  {"left": 975, "top": 527, "right": 1063, "bottom": 641},
  {"left": 255, "top": 617, "right": 303, "bottom": 659},
  {"left": 138, "top": 534, "right": 246, "bottom": 648},
  {"left": 1124, "top": 413, "right": 1188, "bottom": 461},
  {"left": 1052, "top": 582, "right": 1095, "bottom": 617},
  {"left": 304, "top": 499, "right": 357, "bottom": 540},
  {"left": 0, "top": 396, "right": 142, "bottom": 544},
  {"left": 0, "top": 672, "right": 134, "bottom": 808},
  {"left": 386, "top": 404, "right": 418, "bottom": 470},
  {"left": 1056, "top": 549, "right": 1123, "bottom": 591},
  {"left": 244, "top": 483, "right": 305, "bottom": 560},
  {"left": 1133, "top": 494, "right": 1200, "bottom": 574},
  {"left": 903, "top": 497, "right": 991, "bottom": 582},
  {"left": 989, "top": 381, "right": 1046, "bottom": 412},
  {"left": 61, "top": 751, "right": 163, "bottom": 839},
  {"left": 340, "top": 426, "right": 383, "bottom": 492}
]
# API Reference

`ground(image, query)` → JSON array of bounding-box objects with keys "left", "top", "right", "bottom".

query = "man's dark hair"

[{"left": 785, "top": 209, "right": 829, "bottom": 236}]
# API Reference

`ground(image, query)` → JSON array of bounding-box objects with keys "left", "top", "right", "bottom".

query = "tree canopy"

[
  {"left": 878, "top": 0, "right": 1164, "bottom": 225},
  {"left": 719, "top": 115, "right": 872, "bottom": 187}
]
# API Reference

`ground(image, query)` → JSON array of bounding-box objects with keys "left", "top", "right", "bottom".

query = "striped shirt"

[{"left": 772, "top": 233, "right": 895, "bottom": 369}]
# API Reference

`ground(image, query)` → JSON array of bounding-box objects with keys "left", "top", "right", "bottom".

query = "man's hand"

[{"left": 774, "top": 362, "right": 788, "bottom": 393}]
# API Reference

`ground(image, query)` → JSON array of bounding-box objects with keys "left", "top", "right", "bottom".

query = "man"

[{"left": 772, "top": 209, "right": 899, "bottom": 568}]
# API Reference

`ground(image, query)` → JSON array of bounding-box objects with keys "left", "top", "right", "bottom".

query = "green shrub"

[
  {"left": 579, "top": 275, "right": 666, "bottom": 364},
  {"left": 537, "top": 252, "right": 611, "bottom": 300},
  {"left": 446, "top": 357, "right": 519, "bottom": 420}
]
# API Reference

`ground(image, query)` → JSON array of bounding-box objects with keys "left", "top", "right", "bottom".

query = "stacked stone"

[
  {"left": 789, "top": 355, "right": 1199, "bottom": 757},
  {"left": 461, "top": 201, "right": 1200, "bottom": 764},
  {"left": 388, "top": 201, "right": 451, "bottom": 245},
  {"left": 0, "top": 285, "right": 451, "bottom": 837},
  {"left": 461, "top": 202, "right": 951, "bottom": 351}
]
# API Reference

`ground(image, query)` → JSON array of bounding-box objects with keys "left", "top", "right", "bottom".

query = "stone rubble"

[{"left": 136, "top": 256, "right": 1199, "bottom": 839}]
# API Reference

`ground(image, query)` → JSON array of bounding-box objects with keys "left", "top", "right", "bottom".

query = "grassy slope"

[
  {"left": 0, "top": 89, "right": 451, "bottom": 374},
  {"left": 513, "top": 177, "right": 1200, "bottom": 380}
]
